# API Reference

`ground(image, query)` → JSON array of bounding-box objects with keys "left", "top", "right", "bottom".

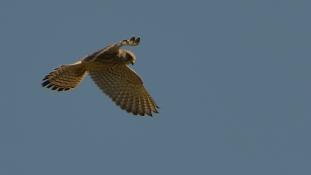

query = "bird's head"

[{"left": 120, "top": 50, "right": 136, "bottom": 65}]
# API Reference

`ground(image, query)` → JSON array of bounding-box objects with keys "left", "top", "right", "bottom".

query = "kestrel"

[{"left": 42, "top": 36, "right": 159, "bottom": 116}]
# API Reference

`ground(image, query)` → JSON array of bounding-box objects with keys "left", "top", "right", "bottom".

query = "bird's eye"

[{"left": 125, "top": 53, "right": 132, "bottom": 59}]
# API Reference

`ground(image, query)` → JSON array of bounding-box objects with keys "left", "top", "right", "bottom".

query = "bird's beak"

[{"left": 130, "top": 60, "right": 135, "bottom": 65}]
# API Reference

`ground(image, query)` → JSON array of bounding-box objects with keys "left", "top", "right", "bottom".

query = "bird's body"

[{"left": 42, "top": 37, "right": 159, "bottom": 116}]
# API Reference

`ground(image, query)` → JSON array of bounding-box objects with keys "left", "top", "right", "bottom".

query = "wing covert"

[{"left": 87, "top": 63, "right": 159, "bottom": 116}]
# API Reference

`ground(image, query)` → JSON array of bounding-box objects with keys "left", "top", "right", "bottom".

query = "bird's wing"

[
  {"left": 83, "top": 37, "right": 140, "bottom": 62},
  {"left": 42, "top": 61, "right": 87, "bottom": 91},
  {"left": 87, "top": 63, "right": 159, "bottom": 116}
]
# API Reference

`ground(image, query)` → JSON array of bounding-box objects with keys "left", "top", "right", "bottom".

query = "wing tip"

[{"left": 41, "top": 78, "right": 72, "bottom": 92}]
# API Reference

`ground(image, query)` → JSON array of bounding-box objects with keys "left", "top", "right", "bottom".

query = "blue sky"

[{"left": 1, "top": 0, "right": 311, "bottom": 174}]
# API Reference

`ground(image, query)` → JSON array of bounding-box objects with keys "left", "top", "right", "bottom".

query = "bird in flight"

[{"left": 42, "top": 36, "right": 159, "bottom": 116}]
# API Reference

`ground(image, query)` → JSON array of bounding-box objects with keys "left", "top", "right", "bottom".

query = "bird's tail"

[{"left": 42, "top": 61, "right": 87, "bottom": 91}]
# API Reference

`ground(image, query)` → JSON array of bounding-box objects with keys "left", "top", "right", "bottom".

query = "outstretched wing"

[
  {"left": 83, "top": 37, "right": 141, "bottom": 62},
  {"left": 87, "top": 63, "right": 159, "bottom": 116},
  {"left": 42, "top": 61, "right": 87, "bottom": 91}
]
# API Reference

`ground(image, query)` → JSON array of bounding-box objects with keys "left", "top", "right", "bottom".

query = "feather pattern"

[{"left": 87, "top": 63, "right": 158, "bottom": 116}]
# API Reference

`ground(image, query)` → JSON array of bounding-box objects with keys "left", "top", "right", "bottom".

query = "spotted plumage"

[{"left": 42, "top": 37, "right": 159, "bottom": 116}]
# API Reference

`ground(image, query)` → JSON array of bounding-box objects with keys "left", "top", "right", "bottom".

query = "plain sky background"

[{"left": 1, "top": 0, "right": 311, "bottom": 174}]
